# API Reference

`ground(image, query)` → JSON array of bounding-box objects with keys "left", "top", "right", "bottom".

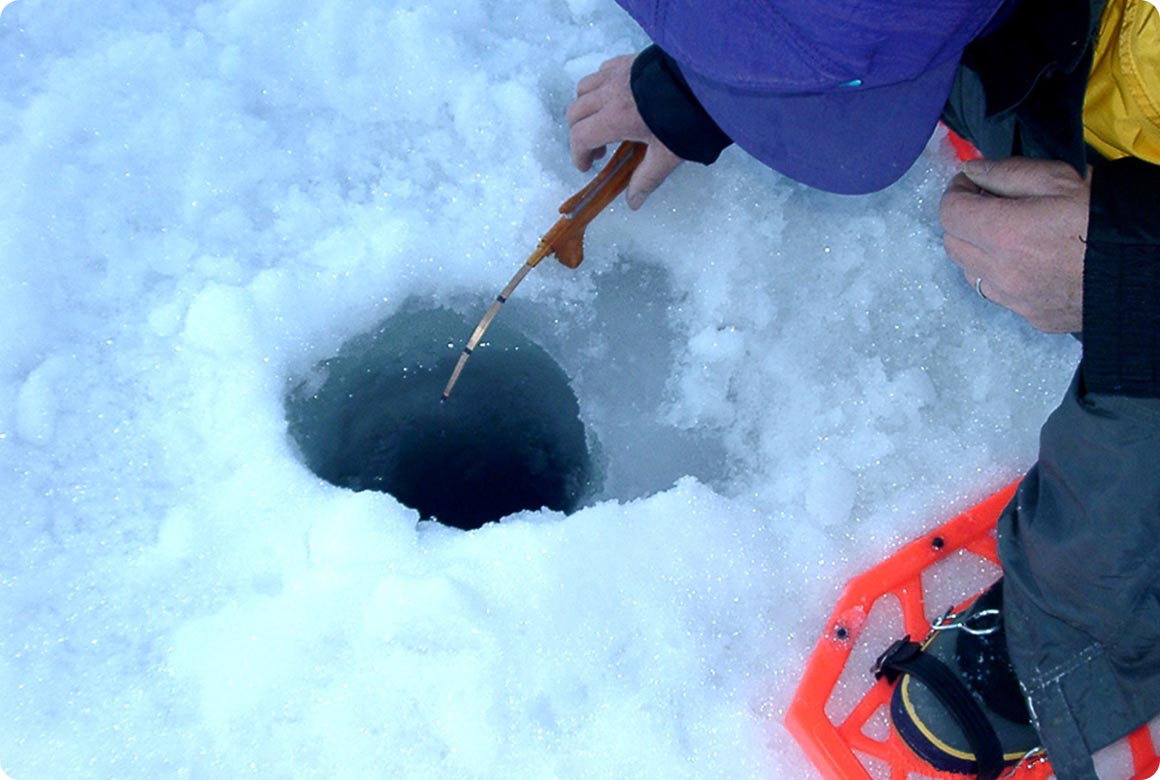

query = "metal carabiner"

[
  {"left": 930, "top": 606, "right": 1003, "bottom": 636},
  {"left": 999, "top": 747, "right": 1049, "bottom": 779}
]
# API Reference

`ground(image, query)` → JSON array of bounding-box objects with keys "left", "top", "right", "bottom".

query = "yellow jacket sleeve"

[{"left": 1084, "top": 0, "right": 1160, "bottom": 163}]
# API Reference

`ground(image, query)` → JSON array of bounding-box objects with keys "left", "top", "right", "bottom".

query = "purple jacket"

[{"left": 615, "top": 0, "right": 1008, "bottom": 193}]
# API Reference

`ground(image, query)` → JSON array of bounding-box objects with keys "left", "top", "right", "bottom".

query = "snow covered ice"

[{"left": 0, "top": 0, "right": 1081, "bottom": 778}]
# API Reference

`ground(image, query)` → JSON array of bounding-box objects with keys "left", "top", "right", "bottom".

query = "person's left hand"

[
  {"left": 940, "top": 157, "right": 1091, "bottom": 334},
  {"left": 566, "top": 54, "right": 683, "bottom": 210}
]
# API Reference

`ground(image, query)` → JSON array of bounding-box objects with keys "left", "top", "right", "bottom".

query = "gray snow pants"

[{"left": 998, "top": 369, "right": 1160, "bottom": 780}]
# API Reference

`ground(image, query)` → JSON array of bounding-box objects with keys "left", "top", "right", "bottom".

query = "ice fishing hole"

[{"left": 285, "top": 306, "right": 597, "bottom": 530}]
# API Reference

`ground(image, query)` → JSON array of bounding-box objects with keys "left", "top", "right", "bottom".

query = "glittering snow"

[{"left": 0, "top": 1, "right": 1080, "bottom": 777}]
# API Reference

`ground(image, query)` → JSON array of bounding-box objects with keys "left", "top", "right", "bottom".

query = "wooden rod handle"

[{"left": 541, "top": 141, "right": 646, "bottom": 269}]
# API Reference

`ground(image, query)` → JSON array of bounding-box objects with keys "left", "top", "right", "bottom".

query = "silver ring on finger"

[{"left": 975, "top": 277, "right": 989, "bottom": 302}]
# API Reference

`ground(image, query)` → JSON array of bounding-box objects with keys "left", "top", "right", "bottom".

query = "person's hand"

[
  {"left": 940, "top": 157, "right": 1090, "bottom": 334},
  {"left": 566, "top": 53, "right": 683, "bottom": 210}
]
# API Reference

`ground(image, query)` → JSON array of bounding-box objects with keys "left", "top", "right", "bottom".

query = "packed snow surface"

[{"left": 0, "top": 0, "right": 1081, "bottom": 777}]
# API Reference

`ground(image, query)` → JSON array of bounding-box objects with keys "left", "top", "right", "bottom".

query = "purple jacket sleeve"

[{"left": 629, "top": 44, "right": 733, "bottom": 165}]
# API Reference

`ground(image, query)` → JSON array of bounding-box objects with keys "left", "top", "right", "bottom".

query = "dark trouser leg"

[{"left": 999, "top": 369, "right": 1160, "bottom": 780}]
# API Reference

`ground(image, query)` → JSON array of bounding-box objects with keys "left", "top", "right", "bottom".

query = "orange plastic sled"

[{"left": 785, "top": 482, "right": 1160, "bottom": 780}]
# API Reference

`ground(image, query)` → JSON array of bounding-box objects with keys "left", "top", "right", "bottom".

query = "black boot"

[{"left": 876, "top": 580, "right": 1042, "bottom": 780}]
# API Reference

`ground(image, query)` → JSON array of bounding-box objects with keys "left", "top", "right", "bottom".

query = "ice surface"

[{"left": 0, "top": 0, "right": 1082, "bottom": 777}]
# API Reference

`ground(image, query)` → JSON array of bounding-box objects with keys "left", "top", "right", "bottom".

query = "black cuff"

[
  {"left": 1080, "top": 153, "right": 1160, "bottom": 397},
  {"left": 629, "top": 44, "right": 732, "bottom": 165}
]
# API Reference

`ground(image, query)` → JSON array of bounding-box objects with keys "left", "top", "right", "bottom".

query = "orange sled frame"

[{"left": 786, "top": 482, "right": 1160, "bottom": 780}]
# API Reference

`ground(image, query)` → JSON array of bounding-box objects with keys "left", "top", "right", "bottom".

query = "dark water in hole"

[{"left": 285, "top": 307, "right": 597, "bottom": 530}]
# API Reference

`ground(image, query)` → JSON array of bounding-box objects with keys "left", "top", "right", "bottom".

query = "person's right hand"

[
  {"left": 566, "top": 53, "right": 683, "bottom": 210},
  {"left": 940, "top": 157, "right": 1090, "bottom": 334}
]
